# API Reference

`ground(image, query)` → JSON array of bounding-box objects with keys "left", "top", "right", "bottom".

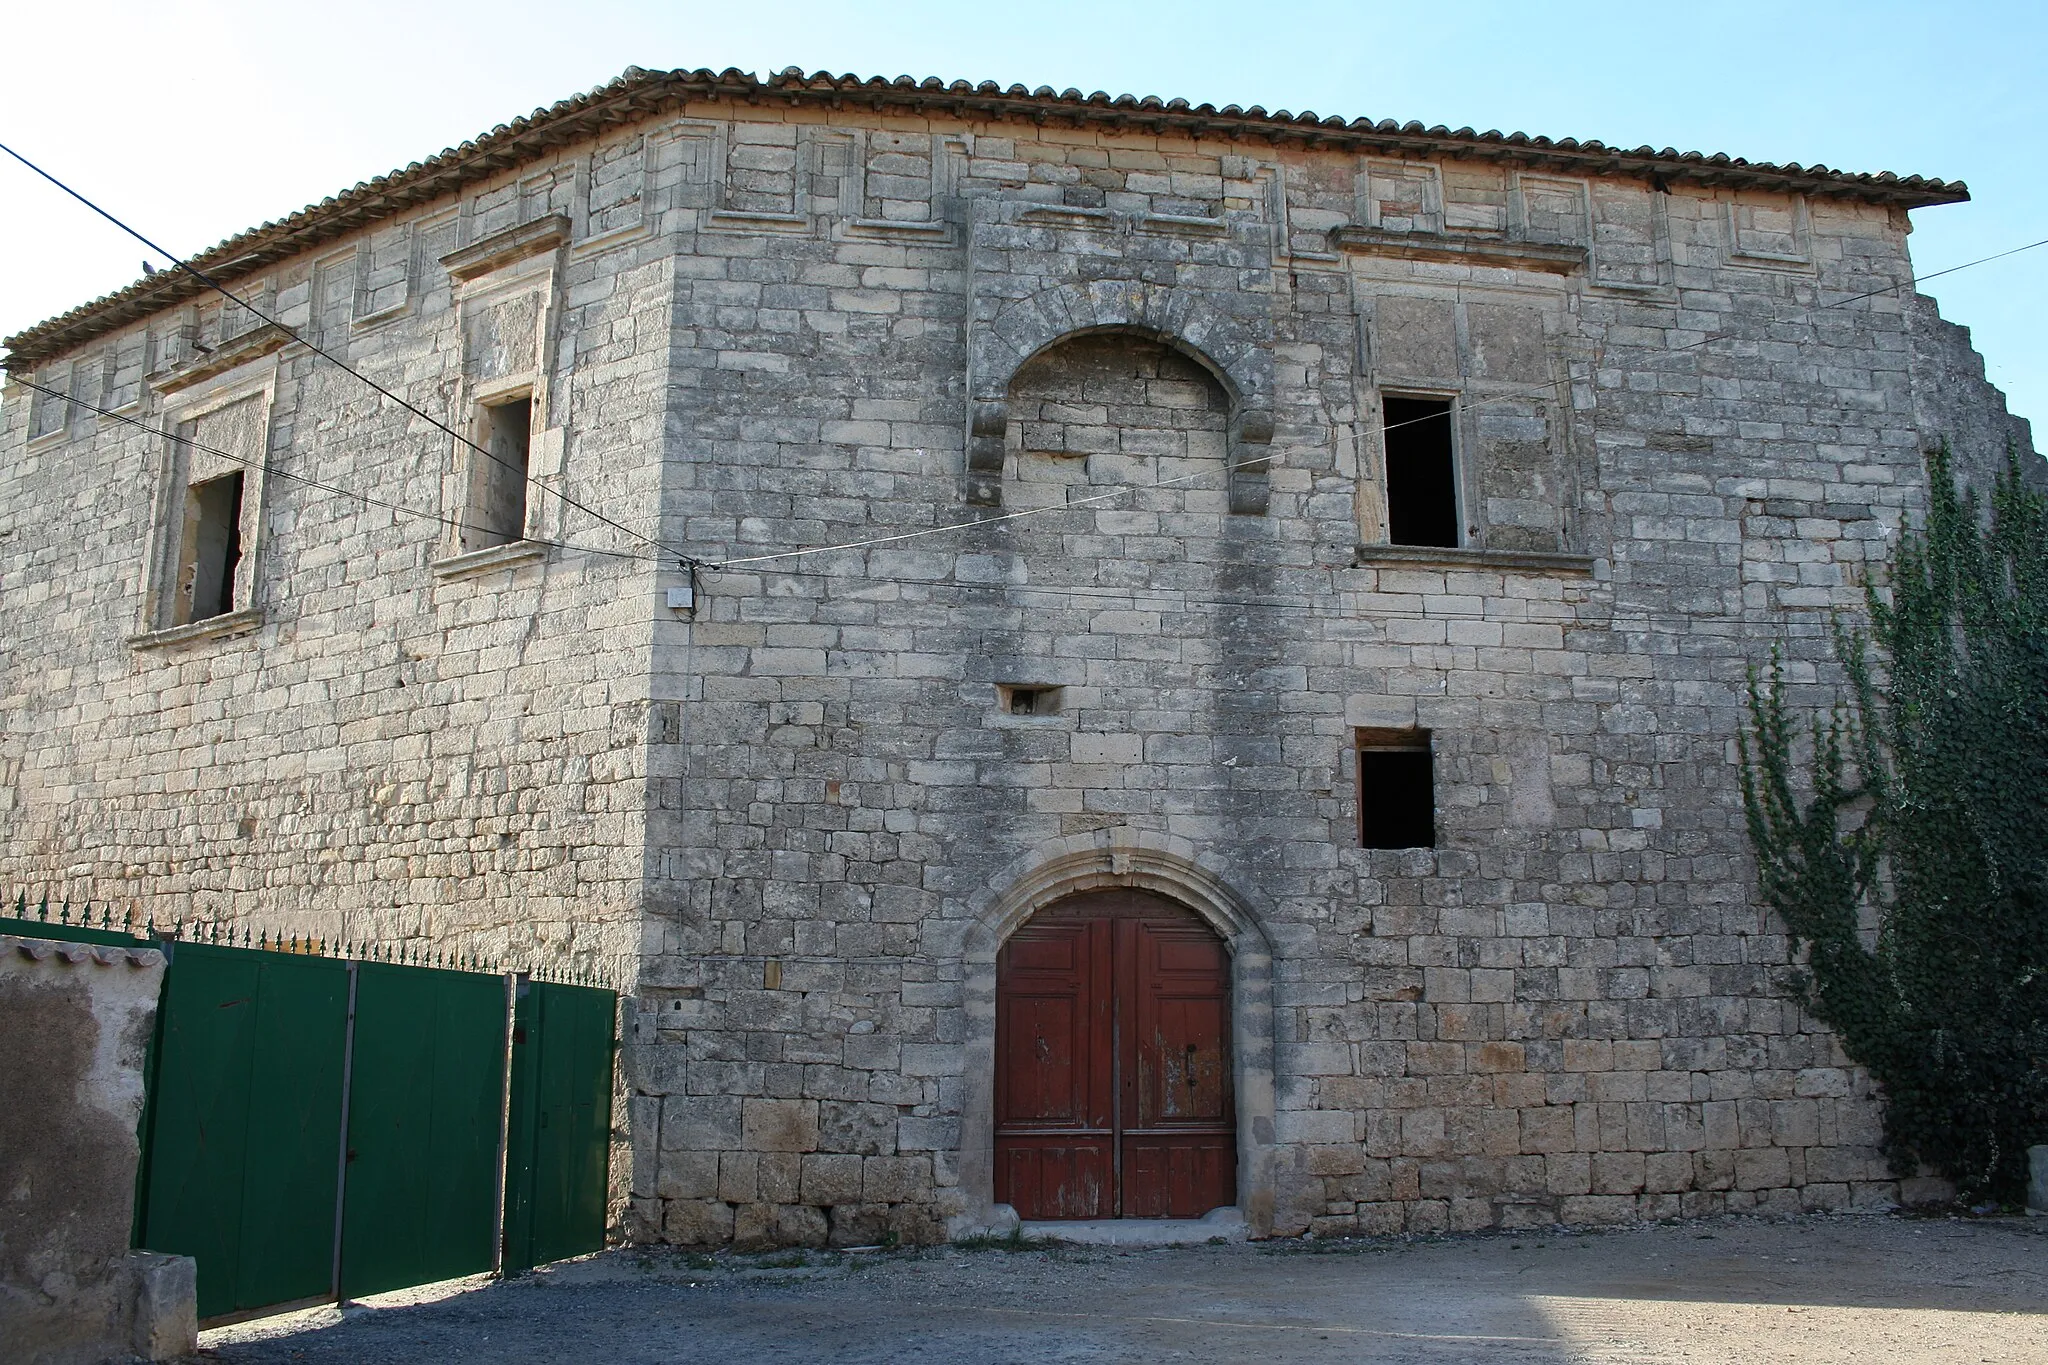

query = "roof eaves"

[{"left": 2, "top": 65, "right": 1969, "bottom": 370}]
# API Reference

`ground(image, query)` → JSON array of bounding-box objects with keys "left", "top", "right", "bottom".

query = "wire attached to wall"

[
  {"left": 703, "top": 232, "right": 2048, "bottom": 572},
  {"left": 11, "top": 375, "right": 652, "bottom": 563},
  {"left": 7, "top": 134, "right": 2042, "bottom": 596},
  {"left": 0, "top": 140, "right": 691, "bottom": 565}
]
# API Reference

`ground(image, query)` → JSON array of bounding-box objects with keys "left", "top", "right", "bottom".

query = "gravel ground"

[{"left": 202, "top": 1213, "right": 2048, "bottom": 1364}]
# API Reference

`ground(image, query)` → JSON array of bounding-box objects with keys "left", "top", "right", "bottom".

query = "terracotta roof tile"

[{"left": 2, "top": 65, "right": 1968, "bottom": 369}]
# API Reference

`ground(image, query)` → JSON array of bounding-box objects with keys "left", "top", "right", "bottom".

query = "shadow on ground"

[{"left": 202, "top": 1212, "right": 2048, "bottom": 1364}]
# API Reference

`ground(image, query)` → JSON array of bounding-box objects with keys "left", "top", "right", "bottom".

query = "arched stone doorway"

[
  {"left": 955, "top": 835, "right": 1278, "bottom": 1237},
  {"left": 995, "top": 888, "right": 1237, "bottom": 1220}
]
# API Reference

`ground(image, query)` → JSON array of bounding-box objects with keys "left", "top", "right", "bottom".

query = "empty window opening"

[
  {"left": 464, "top": 395, "right": 532, "bottom": 552},
  {"left": 174, "top": 471, "right": 245, "bottom": 625},
  {"left": 1001, "top": 685, "right": 1063, "bottom": 716},
  {"left": 1357, "top": 728, "right": 1435, "bottom": 849},
  {"left": 1381, "top": 396, "right": 1459, "bottom": 548}
]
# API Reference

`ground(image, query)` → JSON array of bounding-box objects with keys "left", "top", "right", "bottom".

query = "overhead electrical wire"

[
  {"left": 10, "top": 374, "right": 649, "bottom": 562},
  {"left": 710, "top": 558, "right": 1859, "bottom": 634},
  {"left": 6, "top": 135, "right": 2042, "bottom": 593},
  {"left": 706, "top": 232, "right": 2048, "bottom": 571},
  {"left": 0, "top": 140, "right": 693, "bottom": 567}
]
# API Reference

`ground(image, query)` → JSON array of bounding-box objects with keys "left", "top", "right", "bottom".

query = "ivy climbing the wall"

[{"left": 1742, "top": 446, "right": 2048, "bottom": 1202}]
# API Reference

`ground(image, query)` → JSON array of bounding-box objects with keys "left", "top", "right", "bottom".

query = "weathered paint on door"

[{"left": 995, "top": 891, "right": 1235, "bottom": 1219}]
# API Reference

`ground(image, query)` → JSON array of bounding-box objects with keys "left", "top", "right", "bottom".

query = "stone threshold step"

[{"left": 1019, "top": 1206, "right": 1248, "bottom": 1247}]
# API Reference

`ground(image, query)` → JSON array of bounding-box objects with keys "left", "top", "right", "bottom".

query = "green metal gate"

[
  {"left": 137, "top": 943, "right": 351, "bottom": 1319},
  {"left": 503, "top": 980, "right": 617, "bottom": 1272},
  {"left": 338, "top": 962, "right": 511, "bottom": 1300},
  {"left": 2, "top": 903, "right": 618, "bottom": 1322}
]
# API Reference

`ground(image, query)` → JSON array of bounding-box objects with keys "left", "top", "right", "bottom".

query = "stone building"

[{"left": 0, "top": 66, "right": 2034, "bottom": 1247}]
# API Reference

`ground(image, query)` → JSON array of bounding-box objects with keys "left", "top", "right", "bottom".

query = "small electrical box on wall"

[{"left": 667, "top": 561, "right": 699, "bottom": 615}]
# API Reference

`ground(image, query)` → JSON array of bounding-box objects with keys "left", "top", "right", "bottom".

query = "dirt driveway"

[{"left": 203, "top": 1213, "right": 2047, "bottom": 1364}]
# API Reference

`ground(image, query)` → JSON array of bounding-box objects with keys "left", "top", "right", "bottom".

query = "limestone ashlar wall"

[
  {"left": 626, "top": 106, "right": 2003, "bottom": 1245},
  {"left": 0, "top": 128, "right": 677, "bottom": 977}
]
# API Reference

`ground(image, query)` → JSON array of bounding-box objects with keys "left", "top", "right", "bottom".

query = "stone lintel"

[
  {"left": 440, "top": 214, "right": 572, "bottom": 283},
  {"left": 1331, "top": 227, "right": 1588, "bottom": 275},
  {"left": 148, "top": 324, "right": 291, "bottom": 395},
  {"left": 1353, "top": 543, "right": 1598, "bottom": 574}
]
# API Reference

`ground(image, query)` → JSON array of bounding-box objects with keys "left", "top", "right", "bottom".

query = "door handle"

[{"left": 1186, "top": 1044, "right": 1197, "bottom": 1089}]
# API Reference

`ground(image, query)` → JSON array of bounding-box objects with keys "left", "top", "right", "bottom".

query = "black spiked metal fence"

[{"left": 2, "top": 890, "right": 618, "bottom": 989}]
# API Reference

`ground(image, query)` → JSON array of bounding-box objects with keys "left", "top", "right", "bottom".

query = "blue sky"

[{"left": 4, "top": 0, "right": 2041, "bottom": 430}]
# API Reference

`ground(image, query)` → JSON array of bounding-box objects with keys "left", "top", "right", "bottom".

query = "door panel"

[
  {"left": 502, "top": 981, "right": 617, "bottom": 1272},
  {"left": 995, "top": 892, "right": 1235, "bottom": 1220},
  {"left": 137, "top": 945, "right": 349, "bottom": 1321},
  {"left": 1120, "top": 1135, "right": 1236, "bottom": 1219},
  {"left": 997, "top": 1137, "right": 1114, "bottom": 1219},
  {"left": 339, "top": 963, "right": 508, "bottom": 1299}
]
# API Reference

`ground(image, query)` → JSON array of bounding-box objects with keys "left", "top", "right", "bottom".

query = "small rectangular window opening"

[
  {"left": 1357, "top": 727, "right": 1435, "bottom": 849},
  {"left": 464, "top": 394, "right": 532, "bottom": 552},
  {"left": 1002, "top": 685, "right": 1062, "bottom": 716},
  {"left": 1381, "top": 396, "right": 1459, "bottom": 548},
  {"left": 174, "top": 470, "right": 245, "bottom": 625}
]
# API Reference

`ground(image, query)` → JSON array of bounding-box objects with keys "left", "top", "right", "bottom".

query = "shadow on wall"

[{"left": 0, "top": 935, "right": 196, "bottom": 1364}]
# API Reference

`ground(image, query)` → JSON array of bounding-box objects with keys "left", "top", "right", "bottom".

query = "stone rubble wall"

[{"left": 0, "top": 935, "right": 193, "bottom": 1364}]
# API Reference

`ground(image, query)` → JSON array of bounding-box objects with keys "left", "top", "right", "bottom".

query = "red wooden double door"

[{"left": 995, "top": 890, "right": 1236, "bottom": 1220}]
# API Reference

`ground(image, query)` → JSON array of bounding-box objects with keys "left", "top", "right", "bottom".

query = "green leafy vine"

[{"left": 1741, "top": 445, "right": 2048, "bottom": 1202}]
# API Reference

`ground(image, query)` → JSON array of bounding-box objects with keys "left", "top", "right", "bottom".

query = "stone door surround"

[{"left": 956, "top": 831, "right": 1278, "bottom": 1237}]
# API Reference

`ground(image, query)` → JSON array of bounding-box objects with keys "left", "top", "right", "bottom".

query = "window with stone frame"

[
  {"left": 153, "top": 391, "right": 269, "bottom": 631},
  {"left": 460, "top": 392, "right": 534, "bottom": 553},
  {"left": 1380, "top": 394, "right": 1460, "bottom": 548}
]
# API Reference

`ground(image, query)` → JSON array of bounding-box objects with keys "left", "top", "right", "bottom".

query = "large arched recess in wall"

[
  {"left": 964, "top": 281, "right": 1276, "bottom": 513},
  {"left": 955, "top": 832, "right": 1278, "bottom": 1236}
]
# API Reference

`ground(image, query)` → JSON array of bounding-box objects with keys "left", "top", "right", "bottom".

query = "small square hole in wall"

[
  {"left": 1000, "top": 685, "right": 1063, "bottom": 716},
  {"left": 1357, "top": 727, "right": 1435, "bottom": 849}
]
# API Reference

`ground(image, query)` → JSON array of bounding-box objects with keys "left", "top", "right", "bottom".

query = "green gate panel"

[
  {"left": 338, "top": 963, "right": 509, "bottom": 1299},
  {"left": 503, "top": 982, "right": 616, "bottom": 1272},
  {"left": 138, "top": 945, "right": 348, "bottom": 1320}
]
